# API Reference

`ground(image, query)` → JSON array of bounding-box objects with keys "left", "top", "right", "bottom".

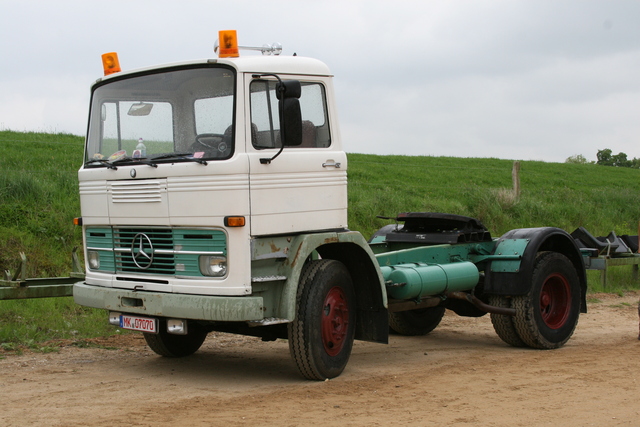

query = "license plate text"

[{"left": 120, "top": 315, "right": 157, "bottom": 333}]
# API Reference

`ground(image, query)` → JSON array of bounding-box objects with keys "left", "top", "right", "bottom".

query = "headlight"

[
  {"left": 88, "top": 250, "right": 100, "bottom": 270},
  {"left": 199, "top": 255, "right": 227, "bottom": 277}
]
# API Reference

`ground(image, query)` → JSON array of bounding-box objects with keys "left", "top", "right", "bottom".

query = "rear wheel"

[
  {"left": 489, "top": 296, "right": 526, "bottom": 347},
  {"left": 512, "top": 252, "right": 581, "bottom": 349},
  {"left": 288, "top": 260, "right": 356, "bottom": 380},
  {"left": 144, "top": 321, "right": 208, "bottom": 357},
  {"left": 389, "top": 307, "right": 445, "bottom": 336}
]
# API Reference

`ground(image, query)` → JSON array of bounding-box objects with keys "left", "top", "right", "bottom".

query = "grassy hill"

[
  {"left": 348, "top": 153, "right": 640, "bottom": 240},
  {"left": 2, "top": 130, "right": 640, "bottom": 347},
  {"left": 3, "top": 129, "right": 640, "bottom": 278},
  {"left": 0, "top": 131, "right": 84, "bottom": 278}
]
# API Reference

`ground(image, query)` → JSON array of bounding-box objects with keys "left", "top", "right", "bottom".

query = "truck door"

[{"left": 245, "top": 75, "right": 348, "bottom": 236}]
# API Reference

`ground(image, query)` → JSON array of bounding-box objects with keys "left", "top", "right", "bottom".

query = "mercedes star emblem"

[
  {"left": 130, "top": 168, "right": 137, "bottom": 178},
  {"left": 131, "top": 233, "right": 154, "bottom": 269}
]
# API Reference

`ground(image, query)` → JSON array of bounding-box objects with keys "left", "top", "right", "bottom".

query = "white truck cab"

[
  {"left": 74, "top": 33, "right": 387, "bottom": 380},
  {"left": 78, "top": 54, "right": 347, "bottom": 295}
]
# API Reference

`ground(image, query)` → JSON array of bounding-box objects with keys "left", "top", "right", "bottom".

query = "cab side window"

[{"left": 250, "top": 81, "right": 331, "bottom": 149}]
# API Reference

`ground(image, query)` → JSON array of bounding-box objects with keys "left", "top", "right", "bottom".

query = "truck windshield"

[{"left": 85, "top": 66, "right": 236, "bottom": 166}]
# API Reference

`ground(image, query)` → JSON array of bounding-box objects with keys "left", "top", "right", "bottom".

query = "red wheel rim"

[
  {"left": 539, "top": 273, "right": 571, "bottom": 329},
  {"left": 321, "top": 286, "right": 350, "bottom": 356}
]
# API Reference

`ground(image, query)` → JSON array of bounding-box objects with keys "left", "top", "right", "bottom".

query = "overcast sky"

[{"left": 1, "top": 0, "right": 638, "bottom": 162}]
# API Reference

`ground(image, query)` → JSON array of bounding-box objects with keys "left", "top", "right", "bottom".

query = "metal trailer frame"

[{"left": 1, "top": 249, "right": 84, "bottom": 300}]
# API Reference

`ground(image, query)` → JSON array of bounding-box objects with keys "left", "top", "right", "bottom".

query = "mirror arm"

[{"left": 259, "top": 144, "right": 284, "bottom": 164}]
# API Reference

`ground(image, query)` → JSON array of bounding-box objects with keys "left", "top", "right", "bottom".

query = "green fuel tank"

[{"left": 380, "top": 262, "right": 479, "bottom": 300}]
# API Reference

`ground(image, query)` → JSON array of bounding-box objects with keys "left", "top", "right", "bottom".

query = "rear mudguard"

[{"left": 484, "top": 227, "right": 587, "bottom": 313}]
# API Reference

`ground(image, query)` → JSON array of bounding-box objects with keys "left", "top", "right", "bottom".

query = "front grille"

[
  {"left": 110, "top": 181, "right": 162, "bottom": 203},
  {"left": 87, "top": 226, "right": 227, "bottom": 277},
  {"left": 114, "top": 228, "right": 176, "bottom": 274}
]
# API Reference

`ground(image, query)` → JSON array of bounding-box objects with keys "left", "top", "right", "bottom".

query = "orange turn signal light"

[
  {"left": 102, "top": 52, "right": 121, "bottom": 76},
  {"left": 218, "top": 30, "right": 239, "bottom": 58},
  {"left": 224, "top": 216, "right": 245, "bottom": 227},
  {"left": 73, "top": 217, "right": 83, "bottom": 226}
]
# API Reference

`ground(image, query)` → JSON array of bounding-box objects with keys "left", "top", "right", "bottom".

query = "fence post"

[
  {"left": 635, "top": 221, "right": 640, "bottom": 282},
  {"left": 512, "top": 161, "right": 521, "bottom": 199}
]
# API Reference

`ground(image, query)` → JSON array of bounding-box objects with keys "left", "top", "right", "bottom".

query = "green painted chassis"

[{"left": 74, "top": 226, "right": 587, "bottom": 346}]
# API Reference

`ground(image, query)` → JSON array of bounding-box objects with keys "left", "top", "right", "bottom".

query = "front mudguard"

[
  {"left": 278, "top": 231, "right": 389, "bottom": 343},
  {"left": 484, "top": 227, "right": 587, "bottom": 313}
]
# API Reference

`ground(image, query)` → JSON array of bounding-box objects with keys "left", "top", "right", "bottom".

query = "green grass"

[
  {"left": 2, "top": 130, "right": 640, "bottom": 348},
  {"left": 0, "top": 131, "right": 84, "bottom": 278},
  {"left": 0, "top": 297, "right": 129, "bottom": 354},
  {"left": 347, "top": 154, "right": 640, "bottom": 239},
  {"left": 0, "top": 130, "right": 107, "bottom": 350}
]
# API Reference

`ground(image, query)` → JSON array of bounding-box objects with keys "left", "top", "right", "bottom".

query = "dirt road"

[{"left": 2, "top": 292, "right": 639, "bottom": 426}]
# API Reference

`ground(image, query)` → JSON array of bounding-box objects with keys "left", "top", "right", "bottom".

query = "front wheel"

[
  {"left": 512, "top": 251, "right": 581, "bottom": 349},
  {"left": 288, "top": 260, "right": 356, "bottom": 380},
  {"left": 144, "top": 321, "right": 208, "bottom": 357}
]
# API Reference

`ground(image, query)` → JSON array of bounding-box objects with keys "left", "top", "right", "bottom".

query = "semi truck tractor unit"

[{"left": 73, "top": 31, "right": 587, "bottom": 380}]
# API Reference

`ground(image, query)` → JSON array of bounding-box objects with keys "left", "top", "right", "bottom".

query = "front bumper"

[{"left": 73, "top": 282, "right": 265, "bottom": 322}]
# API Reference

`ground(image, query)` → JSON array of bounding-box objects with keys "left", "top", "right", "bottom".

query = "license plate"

[{"left": 119, "top": 314, "right": 158, "bottom": 333}]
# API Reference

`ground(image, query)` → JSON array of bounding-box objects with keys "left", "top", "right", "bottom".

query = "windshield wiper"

[
  {"left": 85, "top": 159, "right": 118, "bottom": 170},
  {"left": 87, "top": 153, "right": 208, "bottom": 168},
  {"left": 151, "top": 153, "right": 208, "bottom": 165},
  {"left": 111, "top": 156, "right": 158, "bottom": 168}
]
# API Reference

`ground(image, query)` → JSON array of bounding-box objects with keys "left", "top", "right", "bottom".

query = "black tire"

[
  {"left": 489, "top": 296, "right": 526, "bottom": 347},
  {"left": 388, "top": 307, "right": 445, "bottom": 336},
  {"left": 512, "top": 251, "right": 581, "bottom": 349},
  {"left": 288, "top": 260, "right": 356, "bottom": 380},
  {"left": 144, "top": 321, "right": 207, "bottom": 357}
]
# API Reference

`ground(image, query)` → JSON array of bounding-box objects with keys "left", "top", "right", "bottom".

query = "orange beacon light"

[
  {"left": 101, "top": 52, "right": 121, "bottom": 76},
  {"left": 217, "top": 30, "right": 239, "bottom": 58}
]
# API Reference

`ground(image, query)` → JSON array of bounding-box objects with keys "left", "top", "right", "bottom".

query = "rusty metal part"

[
  {"left": 388, "top": 292, "right": 518, "bottom": 316},
  {"left": 448, "top": 291, "right": 517, "bottom": 316}
]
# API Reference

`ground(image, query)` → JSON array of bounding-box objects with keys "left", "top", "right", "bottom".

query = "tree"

[
  {"left": 596, "top": 148, "right": 638, "bottom": 168},
  {"left": 596, "top": 149, "right": 613, "bottom": 166},
  {"left": 565, "top": 154, "right": 590, "bottom": 164},
  {"left": 611, "top": 152, "right": 631, "bottom": 167}
]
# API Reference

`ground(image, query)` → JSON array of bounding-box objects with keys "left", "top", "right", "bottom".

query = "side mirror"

[{"left": 276, "top": 80, "right": 302, "bottom": 146}]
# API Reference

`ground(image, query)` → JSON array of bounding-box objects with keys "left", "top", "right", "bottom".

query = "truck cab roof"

[{"left": 95, "top": 55, "right": 333, "bottom": 87}]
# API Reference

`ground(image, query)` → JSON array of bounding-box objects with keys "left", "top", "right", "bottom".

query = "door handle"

[{"left": 322, "top": 161, "right": 341, "bottom": 168}]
